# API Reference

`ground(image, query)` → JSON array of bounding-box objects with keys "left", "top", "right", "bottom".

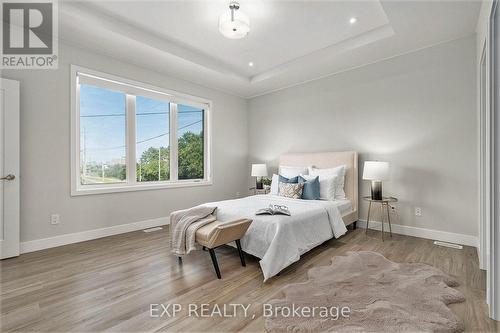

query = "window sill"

[{"left": 71, "top": 180, "right": 212, "bottom": 196}]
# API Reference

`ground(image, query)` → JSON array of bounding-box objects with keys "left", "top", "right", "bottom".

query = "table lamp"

[
  {"left": 363, "top": 161, "right": 389, "bottom": 200},
  {"left": 251, "top": 164, "right": 268, "bottom": 190}
]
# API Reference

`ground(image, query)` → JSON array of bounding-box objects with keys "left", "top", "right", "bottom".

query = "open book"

[{"left": 255, "top": 204, "right": 291, "bottom": 216}]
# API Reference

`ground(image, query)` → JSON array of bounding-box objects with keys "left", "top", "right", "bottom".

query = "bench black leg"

[
  {"left": 177, "top": 256, "right": 183, "bottom": 264},
  {"left": 352, "top": 221, "right": 357, "bottom": 230},
  {"left": 235, "top": 239, "right": 246, "bottom": 267},
  {"left": 208, "top": 248, "right": 222, "bottom": 279}
]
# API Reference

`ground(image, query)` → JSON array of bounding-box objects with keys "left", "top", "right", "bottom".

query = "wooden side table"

[{"left": 363, "top": 196, "right": 398, "bottom": 241}]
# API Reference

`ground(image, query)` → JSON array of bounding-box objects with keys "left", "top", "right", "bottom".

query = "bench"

[{"left": 179, "top": 219, "right": 252, "bottom": 279}]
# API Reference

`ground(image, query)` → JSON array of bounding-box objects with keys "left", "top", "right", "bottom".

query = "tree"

[
  {"left": 136, "top": 131, "right": 203, "bottom": 181},
  {"left": 178, "top": 131, "right": 204, "bottom": 179},
  {"left": 137, "top": 146, "right": 170, "bottom": 181},
  {"left": 106, "top": 163, "right": 126, "bottom": 180}
]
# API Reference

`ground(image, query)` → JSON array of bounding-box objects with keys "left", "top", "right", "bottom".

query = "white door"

[{"left": 0, "top": 78, "right": 20, "bottom": 259}]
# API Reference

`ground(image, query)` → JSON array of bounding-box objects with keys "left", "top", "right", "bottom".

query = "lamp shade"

[
  {"left": 251, "top": 164, "right": 268, "bottom": 177},
  {"left": 363, "top": 161, "right": 389, "bottom": 181}
]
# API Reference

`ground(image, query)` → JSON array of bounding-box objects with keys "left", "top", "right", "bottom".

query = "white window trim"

[{"left": 70, "top": 65, "right": 213, "bottom": 196}]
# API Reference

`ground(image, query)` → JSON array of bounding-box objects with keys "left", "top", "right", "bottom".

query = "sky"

[{"left": 79, "top": 84, "right": 203, "bottom": 165}]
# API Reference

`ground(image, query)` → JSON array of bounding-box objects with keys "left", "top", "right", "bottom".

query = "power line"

[
  {"left": 80, "top": 110, "right": 201, "bottom": 118},
  {"left": 82, "top": 119, "right": 203, "bottom": 152}
]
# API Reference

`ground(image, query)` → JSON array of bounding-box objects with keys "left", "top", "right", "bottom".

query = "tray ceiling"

[{"left": 59, "top": 1, "right": 481, "bottom": 98}]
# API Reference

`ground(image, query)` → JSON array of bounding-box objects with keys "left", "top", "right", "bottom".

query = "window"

[
  {"left": 136, "top": 96, "right": 170, "bottom": 182},
  {"left": 71, "top": 66, "right": 211, "bottom": 195},
  {"left": 178, "top": 104, "right": 204, "bottom": 180}
]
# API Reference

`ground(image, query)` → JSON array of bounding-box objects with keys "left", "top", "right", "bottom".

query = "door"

[{"left": 0, "top": 78, "right": 20, "bottom": 259}]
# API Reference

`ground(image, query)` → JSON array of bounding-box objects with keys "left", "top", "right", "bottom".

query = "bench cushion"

[{"left": 195, "top": 219, "right": 252, "bottom": 249}]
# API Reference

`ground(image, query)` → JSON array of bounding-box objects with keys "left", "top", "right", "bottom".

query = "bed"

[{"left": 206, "top": 151, "right": 358, "bottom": 281}]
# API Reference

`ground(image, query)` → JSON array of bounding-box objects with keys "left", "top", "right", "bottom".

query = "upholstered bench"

[{"left": 189, "top": 219, "right": 252, "bottom": 279}]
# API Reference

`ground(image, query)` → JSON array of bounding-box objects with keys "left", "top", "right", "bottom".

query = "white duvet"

[{"left": 205, "top": 195, "right": 349, "bottom": 281}]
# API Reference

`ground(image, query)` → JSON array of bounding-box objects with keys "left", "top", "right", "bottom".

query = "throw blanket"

[{"left": 170, "top": 205, "right": 217, "bottom": 256}]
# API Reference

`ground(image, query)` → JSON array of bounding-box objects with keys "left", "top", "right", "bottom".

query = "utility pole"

[
  {"left": 158, "top": 147, "right": 161, "bottom": 181},
  {"left": 82, "top": 127, "right": 87, "bottom": 177}
]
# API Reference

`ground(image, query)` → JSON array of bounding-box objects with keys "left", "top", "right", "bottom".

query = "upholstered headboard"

[{"left": 279, "top": 151, "right": 358, "bottom": 212}]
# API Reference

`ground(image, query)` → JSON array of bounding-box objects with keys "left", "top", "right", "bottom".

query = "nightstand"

[
  {"left": 254, "top": 188, "right": 270, "bottom": 195},
  {"left": 363, "top": 196, "right": 398, "bottom": 241}
]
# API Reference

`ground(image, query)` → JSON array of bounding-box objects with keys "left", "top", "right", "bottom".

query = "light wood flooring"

[{"left": 1, "top": 226, "right": 498, "bottom": 332}]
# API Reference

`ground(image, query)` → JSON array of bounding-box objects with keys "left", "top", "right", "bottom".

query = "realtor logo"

[{"left": 1, "top": 0, "right": 58, "bottom": 69}]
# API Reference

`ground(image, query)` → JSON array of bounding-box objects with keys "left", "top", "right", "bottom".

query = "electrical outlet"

[
  {"left": 415, "top": 207, "right": 422, "bottom": 217},
  {"left": 50, "top": 214, "right": 60, "bottom": 225}
]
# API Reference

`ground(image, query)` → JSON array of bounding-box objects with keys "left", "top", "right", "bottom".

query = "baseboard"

[
  {"left": 357, "top": 219, "right": 479, "bottom": 248},
  {"left": 20, "top": 217, "right": 170, "bottom": 254},
  {"left": 20, "top": 217, "right": 478, "bottom": 254}
]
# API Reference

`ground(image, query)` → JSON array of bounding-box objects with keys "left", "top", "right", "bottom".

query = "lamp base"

[
  {"left": 255, "top": 177, "right": 263, "bottom": 190},
  {"left": 371, "top": 181, "right": 383, "bottom": 200}
]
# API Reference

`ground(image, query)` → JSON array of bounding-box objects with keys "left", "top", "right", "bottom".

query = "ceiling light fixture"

[
  {"left": 219, "top": 1, "right": 250, "bottom": 39},
  {"left": 248, "top": 61, "right": 254, "bottom": 67},
  {"left": 349, "top": 17, "right": 357, "bottom": 24}
]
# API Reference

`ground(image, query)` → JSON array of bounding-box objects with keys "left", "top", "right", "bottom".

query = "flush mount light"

[
  {"left": 349, "top": 17, "right": 357, "bottom": 24},
  {"left": 219, "top": 2, "right": 250, "bottom": 39},
  {"left": 248, "top": 61, "right": 254, "bottom": 67}
]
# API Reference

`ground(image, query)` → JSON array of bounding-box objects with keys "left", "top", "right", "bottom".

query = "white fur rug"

[{"left": 265, "top": 251, "right": 465, "bottom": 332}]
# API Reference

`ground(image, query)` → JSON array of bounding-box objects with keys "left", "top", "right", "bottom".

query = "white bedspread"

[{"left": 204, "top": 195, "right": 348, "bottom": 281}]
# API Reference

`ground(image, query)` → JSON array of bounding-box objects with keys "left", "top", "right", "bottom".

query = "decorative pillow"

[
  {"left": 278, "top": 182, "right": 304, "bottom": 199},
  {"left": 270, "top": 174, "right": 279, "bottom": 195},
  {"left": 298, "top": 175, "right": 320, "bottom": 200},
  {"left": 278, "top": 166, "right": 308, "bottom": 179},
  {"left": 308, "top": 165, "right": 347, "bottom": 200},
  {"left": 279, "top": 175, "right": 299, "bottom": 183}
]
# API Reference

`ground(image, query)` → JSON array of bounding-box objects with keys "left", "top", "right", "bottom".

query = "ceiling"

[{"left": 60, "top": 1, "right": 481, "bottom": 98}]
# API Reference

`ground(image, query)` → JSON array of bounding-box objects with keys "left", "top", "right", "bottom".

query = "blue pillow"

[
  {"left": 298, "top": 176, "right": 320, "bottom": 200},
  {"left": 279, "top": 175, "right": 299, "bottom": 183}
]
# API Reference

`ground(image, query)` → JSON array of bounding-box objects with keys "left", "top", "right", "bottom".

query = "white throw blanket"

[{"left": 170, "top": 205, "right": 217, "bottom": 256}]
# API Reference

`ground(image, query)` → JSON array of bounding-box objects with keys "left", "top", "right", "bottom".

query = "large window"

[{"left": 71, "top": 66, "right": 211, "bottom": 195}]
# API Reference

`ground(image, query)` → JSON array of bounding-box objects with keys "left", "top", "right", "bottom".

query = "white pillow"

[
  {"left": 270, "top": 174, "right": 279, "bottom": 195},
  {"left": 278, "top": 165, "right": 308, "bottom": 179},
  {"left": 301, "top": 174, "right": 335, "bottom": 200},
  {"left": 308, "top": 165, "right": 346, "bottom": 200}
]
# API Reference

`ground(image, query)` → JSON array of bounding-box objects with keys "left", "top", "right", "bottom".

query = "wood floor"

[{"left": 1, "top": 226, "right": 498, "bottom": 332}]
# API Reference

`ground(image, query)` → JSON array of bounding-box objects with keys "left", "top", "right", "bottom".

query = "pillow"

[
  {"left": 298, "top": 175, "right": 320, "bottom": 200},
  {"left": 271, "top": 175, "right": 299, "bottom": 195},
  {"left": 278, "top": 182, "right": 304, "bottom": 199},
  {"left": 301, "top": 174, "right": 335, "bottom": 200},
  {"left": 270, "top": 174, "right": 279, "bottom": 195},
  {"left": 308, "top": 165, "right": 347, "bottom": 200},
  {"left": 279, "top": 175, "right": 299, "bottom": 183},
  {"left": 278, "top": 165, "right": 308, "bottom": 179}
]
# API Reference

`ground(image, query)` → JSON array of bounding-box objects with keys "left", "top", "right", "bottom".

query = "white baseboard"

[
  {"left": 357, "top": 219, "right": 479, "bottom": 248},
  {"left": 20, "top": 217, "right": 170, "bottom": 254},
  {"left": 20, "top": 217, "right": 478, "bottom": 254}
]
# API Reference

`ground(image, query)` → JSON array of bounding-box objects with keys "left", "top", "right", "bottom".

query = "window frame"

[{"left": 70, "top": 65, "right": 212, "bottom": 196}]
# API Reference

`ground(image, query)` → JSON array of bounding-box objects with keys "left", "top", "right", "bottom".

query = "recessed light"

[
  {"left": 349, "top": 17, "right": 357, "bottom": 24},
  {"left": 248, "top": 62, "right": 254, "bottom": 67}
]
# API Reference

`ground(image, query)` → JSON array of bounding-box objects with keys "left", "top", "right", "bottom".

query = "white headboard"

[{"left": 279, "top": 151, "right": 358, "bottom": 211}]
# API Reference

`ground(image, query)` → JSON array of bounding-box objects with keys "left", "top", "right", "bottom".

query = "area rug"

[{"left": 265, "top": 251, "right": 465, "bottom": 332}]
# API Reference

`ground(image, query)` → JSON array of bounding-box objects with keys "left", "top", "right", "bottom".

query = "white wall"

[
  {"left": 2, "top": 42, "right": 249, "bottom": 243},
  {"left": 248, "top": 36, "right": 478, "bottom": 238},
  {"left": 0, "top": 35, "right": 479, "bottom": 246}
]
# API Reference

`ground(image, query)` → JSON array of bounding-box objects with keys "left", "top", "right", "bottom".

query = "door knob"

[{"left": 0, "top": 174, "right": 15, "bottom": 181}]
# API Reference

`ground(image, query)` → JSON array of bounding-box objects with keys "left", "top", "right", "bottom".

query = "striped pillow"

[{"left": 278, "top": 182, "right": 304, "bottom": 199}]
